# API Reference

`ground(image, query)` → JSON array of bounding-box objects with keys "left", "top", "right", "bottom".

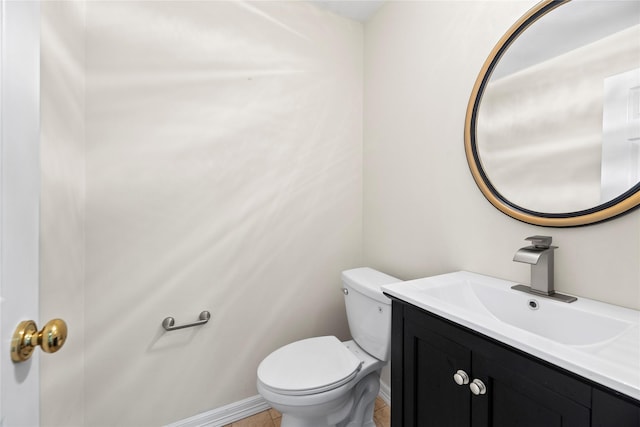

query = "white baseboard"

[
  {"left": 167, "top": 379, "right": 391, "bottom": 427},
  {"left": 166, "top": 394, "right": 270, "bottom": 427},
  {"left": 378, "top": 380, "right": 391, "bottom": 406}
]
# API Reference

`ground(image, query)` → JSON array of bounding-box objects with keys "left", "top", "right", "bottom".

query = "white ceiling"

[{"left": 309, "top": 0, "right": 386, "bottom": 22}]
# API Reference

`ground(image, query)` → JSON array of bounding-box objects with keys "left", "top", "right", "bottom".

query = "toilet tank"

[{"left": 342, "top": 268, "right": 401, "bottom": 362}]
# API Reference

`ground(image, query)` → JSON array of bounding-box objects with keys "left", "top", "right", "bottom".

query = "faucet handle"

[{"left": 525, "top": 235, "right": 553, "bottom": 249}]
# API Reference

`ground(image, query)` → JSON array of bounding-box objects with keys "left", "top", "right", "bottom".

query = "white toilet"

[{"left": 256, "top": 267, "right": 400, "bottom": 427}]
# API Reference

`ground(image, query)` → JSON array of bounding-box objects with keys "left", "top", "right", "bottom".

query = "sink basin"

[
  {"left": 403, "top": 272, "right": 633, "bottom": 346},
  {"left": 382, "top": 271, "right": 640, "bottom": 400}
]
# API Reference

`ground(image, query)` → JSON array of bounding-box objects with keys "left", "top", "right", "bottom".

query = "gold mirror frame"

[{"left": 464, "top": 0, "right": 640, "bottom": 227}]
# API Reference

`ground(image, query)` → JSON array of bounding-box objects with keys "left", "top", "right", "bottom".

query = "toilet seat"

[{"left": 257, "top": 336, "right": 362, "bottom": 396}]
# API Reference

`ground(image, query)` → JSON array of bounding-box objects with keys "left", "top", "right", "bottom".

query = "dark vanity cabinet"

[{"left": 390, "top": 299, "right": 640, "bottom": 427}]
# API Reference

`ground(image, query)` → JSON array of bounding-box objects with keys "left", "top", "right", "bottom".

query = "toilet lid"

[{"left": 257, "top": 336, "right": 362, "bottom": 396}]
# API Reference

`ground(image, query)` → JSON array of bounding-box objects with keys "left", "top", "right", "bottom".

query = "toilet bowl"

[{"left": 256, "top": 268, "right": 401, "bottom": 427}]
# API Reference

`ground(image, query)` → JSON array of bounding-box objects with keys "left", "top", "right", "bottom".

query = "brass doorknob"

[{"left": 11, "top": 318, "right": 67, "bottom": 363}]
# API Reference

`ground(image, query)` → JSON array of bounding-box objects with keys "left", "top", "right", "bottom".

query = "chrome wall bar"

[{"left": 162, "top": 310, "right": 211, "bottom": 331}]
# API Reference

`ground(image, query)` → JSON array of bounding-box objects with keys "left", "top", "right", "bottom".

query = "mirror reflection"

[{"left": 476, "top": 0, "right": 640, "bottom": 214}]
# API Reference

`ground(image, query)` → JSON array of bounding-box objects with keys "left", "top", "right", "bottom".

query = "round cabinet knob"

[
  {"left": 11, "top": 318, "right": 68, "bottom": 363},
  {"left": 470, "top": 379, "right": 487, "bottom": 396},
  {"left": 453, "top": 369, "right": 470, "bottom": 385}
]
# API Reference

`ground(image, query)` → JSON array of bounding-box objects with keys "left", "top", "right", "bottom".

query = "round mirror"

[{"left": 465, "top": 0, "right": 640, "bottom": 227}]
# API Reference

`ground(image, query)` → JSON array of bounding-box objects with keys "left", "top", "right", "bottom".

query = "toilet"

[{"left": 256, "top": 267, "right": 400, "bottom": 427}]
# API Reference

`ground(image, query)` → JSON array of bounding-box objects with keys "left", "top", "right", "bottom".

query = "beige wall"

[
  {"left": 41, "top": 1, "right": 362, "bottom": 425},
  {"left": 363, "top": 0, "right": 640, "bottom": 310},
  {"left": 40, "top": 0, "right": 640, "bottom": 425}
]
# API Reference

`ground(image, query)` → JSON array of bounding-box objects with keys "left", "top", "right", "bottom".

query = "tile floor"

[{"left": 224, "top": 396, "right": 390, "bottom": 427}]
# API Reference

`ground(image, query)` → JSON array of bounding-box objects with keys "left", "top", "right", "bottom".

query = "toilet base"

[
  {"left": 277, "top": 372, "right": 381, "bottom": 427},
  {"left": 337, "top": 372, "right": 380, "bottom": 427}
]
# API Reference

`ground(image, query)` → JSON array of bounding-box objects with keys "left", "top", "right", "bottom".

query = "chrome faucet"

[{"left": 512, "top": 236, "right": 576, "bottom": 303}]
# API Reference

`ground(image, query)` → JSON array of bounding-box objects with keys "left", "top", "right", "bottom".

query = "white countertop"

[{"left": 382, "top": 271, "right": 640, "bottom": 401}]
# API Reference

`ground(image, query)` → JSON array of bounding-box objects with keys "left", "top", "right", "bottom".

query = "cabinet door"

[
  {"left": 471, "top": 353, "right": 590, "bottom": 427},
  {"left": 403, "top": 317, "right": 472, "bottom": 427},
  {"left": 592, "top": 388, "right": 640, "bottom": 427}
]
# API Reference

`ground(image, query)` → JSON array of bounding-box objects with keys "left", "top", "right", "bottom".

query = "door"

[
  {"left": 0, "top": 1, "right": 41, "bottom": 425},
  {"left": 403, "top": 308, "right": 472, "bottom": 427},
  {"left": 471, "top": 353, "right": 591, "bottom": 427}
]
